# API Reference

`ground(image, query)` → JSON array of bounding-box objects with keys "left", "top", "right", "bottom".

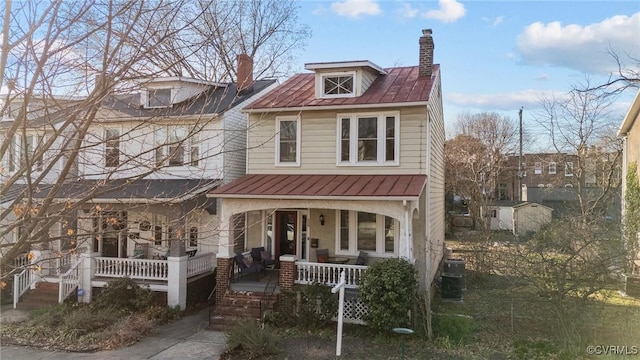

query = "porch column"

[
  {"left": 167, "top": 255, "right": 187, "bottom": 310},
  {"left": 78, "top": 250, "right": 97, "bottom": 303},
  {"left": 215, "top": 255, "right": 232, "bottom": 303},
  {"left": 279, "top": 255, "right": 297, "bottom": 292},
  {"left": 217, "top": 202, "right": 233, "bottom": 258}
]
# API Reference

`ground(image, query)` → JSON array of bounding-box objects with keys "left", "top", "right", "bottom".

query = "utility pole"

[{"left": 518, "top": 107, "right": 523, "bottom": 202}]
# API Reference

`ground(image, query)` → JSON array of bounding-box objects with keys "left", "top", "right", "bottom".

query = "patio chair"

[
  {"left": 234, "top": 253, "right": 263, "bottom": 279},
  {"left": 355, "top": 251, "right": 368, "bottom": 265},
  {"left": 316, "top": 248, "right": 329, "bottom": 263}
]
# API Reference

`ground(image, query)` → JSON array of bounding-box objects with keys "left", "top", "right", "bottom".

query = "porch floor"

[{"left": 230, "top": 269, "right": 279, "bottom": 293}]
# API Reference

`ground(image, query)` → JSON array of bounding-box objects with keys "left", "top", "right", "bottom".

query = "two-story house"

[
  {"left": 619, "top": 89, "right": 640, "bottom": 275},
  {"left": 6, "top": 56, "right": 278, "bottom": 310},
  {"left": 209, "top": 30, "right": 445, "bottom": 322}
]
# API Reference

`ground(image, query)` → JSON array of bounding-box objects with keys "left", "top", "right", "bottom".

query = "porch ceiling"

[{"left": 208, "top": 174, "right": 427, "bottom": 200}]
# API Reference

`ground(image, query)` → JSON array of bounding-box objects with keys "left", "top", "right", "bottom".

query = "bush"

[
  {"left": 226, "top": 319, "right": 281, "bottom": 357},
  {"left": 360, "top": 258, "right": 417, "bottom": 331},
  {"left": 274, "top": 283, "right": 338, "bottom": 329},
  {"left": 91, "top": 277, "right": 153, "bottom": 313}
]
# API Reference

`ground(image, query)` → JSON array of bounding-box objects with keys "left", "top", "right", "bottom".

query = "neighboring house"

[
  {"left": 3, "top": 56, "right": 277, "bottom": 310},
  {"left": 496, "top": 152, "right": 621, "bottom": 219},
  {"left": 209, "top": 29, "right": 446, "bottom": 318},
  {"left": 487, "top": 201, "right": 552, "bottom": 236},
  {"left": 619, "top": 89, "right": 640, "bottom": 274}
]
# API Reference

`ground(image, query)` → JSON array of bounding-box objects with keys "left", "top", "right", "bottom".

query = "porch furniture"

[
  {"left": 316, "top": 249, "right": 329, "bottom": 263},
  {"left": 352, "top": 251, "right": 368, "bottom": 266},
  {"left": 326, "top": 257, "right": 350, "bottom": 264},
  {"left": 251, "top": 247, "right": 277, "bottom": 269},
  {"left": 234, "top": 253, "right": 263, "bottom": 279},
  {"left": 186, "top": 249, "right": 197, "bottom": 257}
]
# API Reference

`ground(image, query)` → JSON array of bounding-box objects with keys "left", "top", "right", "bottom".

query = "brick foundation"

[{"left": 216, "top": 257, "right": 232, "bottom": 303}]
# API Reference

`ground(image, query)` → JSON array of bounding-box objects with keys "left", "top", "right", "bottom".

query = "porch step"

[
  {"left": 209, "top": 290, "right": 278, "bottom": 331},
  {"left": 16, "top": 282, "right": 59, "bottom": 310}
]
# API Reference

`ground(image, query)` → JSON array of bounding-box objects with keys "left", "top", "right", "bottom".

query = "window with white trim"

[
  {"left": 147, "top": 88, "right": 171, "bottom": 108},
  {"left": 565, "top": 162, "right": 574, "bottom": 177},
  {"left": 275, "top": 116, "right": 300, "bottom": 166},
  {"left": 321, "top": 72, "right": 355, "bottom": 98},
  {"left": 9, "top": 134, "right": 43, "bottom": 172},
  {"left": 155, "top": 126, "right": 198, "bottom": 167},
  {"left": 105, "top": 128, "right": 120, "bottom": 167},
  {"left": 337, "top": 112, "right": 399, "bottom": 165},
  {"left": 336, "top": 210, "right": 398, "bottom": 255},
  {"left": 534, "top": 162, "right": 542, "bottom": 175},
  {"left": 549, "top": 162, "right": 557, "bottom": 175}
]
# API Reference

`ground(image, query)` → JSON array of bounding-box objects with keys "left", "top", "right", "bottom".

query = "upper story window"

[
  {"left": 275, "top": 116, "right": 300, "bottom": 166},
  {"left": 534, "top": 162, "right": 542, "bottom": 175},
  {"left": 320, "top": 72, "right": 356, "bottom": 98},
  {"left": 337, "top": 112, "right": 399, "bottom": 166},
  {"left": 147, "top": 88, "right": 172, "bottom": 108},
  {"left": 105, "top": 128, "right": 120, "bottom": 168},
  {"left": 549, "top": 162, "right": 557, "bottom": 175},
  {"left": 9, "top": 134, "right": 43, "bottom": 172},
  {"left": 565, "top": 162, "right": 574, "bottom": 177},
  {"left": 155, "top": 125, "right": 198, "bottom": 167}
]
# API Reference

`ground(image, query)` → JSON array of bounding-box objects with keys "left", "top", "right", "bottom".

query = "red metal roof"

[
  {"left": 244, "top": 65, "right": 439, "bottom": 111},
  {"left": 209, "top": 174, "right": 427, "bottom": 199}
]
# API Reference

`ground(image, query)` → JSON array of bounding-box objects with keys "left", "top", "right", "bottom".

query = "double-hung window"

[
  {"left": 105, "top": 128, "right": 120, "bottom": 167},
  {"left": 147, "top": 88, "right": 171, "bottom": 108},
  {"left": 155, "top": 126, "right": 197, "bottom": 167},
  {"left": 9, "top": 134, "right": 43, "bottom": 172},
  {"left": 336, "top": 210, "right": 398, "bottom": 255},
  {"left": 337, "top": 112, "right": 399, "bottom": 165},
  {"left": 549, "top": 162, "right": 557, "bottom": 175},
  {"left": 275, "top": 116, "right": 300, "bottom": 166},
  {"left": 565, "top": 162, "right": 574, "bottom": 177}
]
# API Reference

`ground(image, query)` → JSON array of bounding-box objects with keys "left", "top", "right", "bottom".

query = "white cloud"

[
  {"left": 446, "top": 89, "right": 548, "bottom": 111},
  {"left": 535, "top": 73, "right": 550, "bottom": 81},
  {"left": 331, "top": 0, "right": 382, "bottom": 18},
  {"left": 516, "top": 12, "right": 640, "bottom": 74},
  {"left": 396, "top": 3, "right": 419, "bottom": 18},
  {"left": 482, "top": 16, "right": 504, "bottom": 26},
  {"left": 423, "top": 0, "right": 466, "bottom": 23}
]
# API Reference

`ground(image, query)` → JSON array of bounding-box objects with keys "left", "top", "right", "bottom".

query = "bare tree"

[
  {"left": 141, "top": 0, "right": 311, "bottom": 82},
  {"left": 584, "top": 48, "right": 640, "bottom": 96},
  {"left": 535, "top": 77, "right": 623, "bottom": 225},
  {"left": 0, "top": 0, "right": 303, "bottom": 284},
  {"left": 445, "top": 112, "right": 518, "bottom": 229}
]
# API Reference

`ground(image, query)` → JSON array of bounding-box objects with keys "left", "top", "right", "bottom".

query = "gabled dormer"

[
  {"left": 304, "top": 61, "right": 386, "bottom": 99},
  {"left": 137, "top": 77, "right": 226, "bottom": 108}
]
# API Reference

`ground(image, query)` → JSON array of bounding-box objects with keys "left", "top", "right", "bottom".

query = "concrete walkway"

[{"left": 0, "top": 305, "right": 227, "bottom": 360}]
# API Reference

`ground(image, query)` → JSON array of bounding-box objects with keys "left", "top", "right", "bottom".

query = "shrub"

[
  {"left": 226, "top": 319, "right": 281, "bottom": 357},
  {"left": 275, "top": 283, "right": 338, "bottom": 329},
  {"left": 360, "top": 258, "right": 417, "bottom": 331},
  {"left": 91, "top": 277, "right": 153, "bottom": 313}
]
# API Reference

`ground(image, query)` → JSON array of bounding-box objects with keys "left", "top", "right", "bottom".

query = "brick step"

[
  {"left": 218, "top": 297, "right": 277, "bottom": 308},
  {"left": 16, "top": 300, "right": 57, "bottom": 311}
]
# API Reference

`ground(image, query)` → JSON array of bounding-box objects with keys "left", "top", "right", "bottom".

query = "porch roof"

[{"left": 208, "top": 174, "right": 427, "bottom": 200}]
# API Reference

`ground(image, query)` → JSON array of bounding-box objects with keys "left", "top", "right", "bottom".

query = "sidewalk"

[{"left": 0, "top": 305, "right": 228, "bottom": 360}]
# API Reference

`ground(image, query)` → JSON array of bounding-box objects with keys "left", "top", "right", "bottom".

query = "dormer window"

[
  {"left": 320, "top": 71, "right": 356, "bottom": 98},
  {"left": 147, "top": 88, "right": 171, "bottom": 108}
]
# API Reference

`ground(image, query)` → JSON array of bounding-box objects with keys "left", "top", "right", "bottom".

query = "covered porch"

[{"left": 209, "top": 174, "right": 428, "bottom": 302}]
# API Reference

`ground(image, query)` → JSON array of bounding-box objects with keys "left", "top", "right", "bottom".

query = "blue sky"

[{"left": 294, "top": 0, "right": 640, "bottom": 138}]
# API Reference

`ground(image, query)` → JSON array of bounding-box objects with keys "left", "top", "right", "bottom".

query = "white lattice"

[{"left": 341, "top": 297, "right": 367, "bottom": 325}]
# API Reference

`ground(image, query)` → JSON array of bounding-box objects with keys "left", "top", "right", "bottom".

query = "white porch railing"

[
  {"left": 54, "top": 252, "right": 75, "bottom": 276},
  {"left": 95, "top": 257, "right": 168, "bottom": 281},
  {"left": 59, "top": 258, "right": 82, "bottom": 303},
  {"left": 187, "top": 253, "right": 216, "bottom": 277},
  {"left": 13, "top": 268, "right": 35, "bottom": 309},
  {"left": 295, "top": 261, "right": 367, "bottom": 289}
]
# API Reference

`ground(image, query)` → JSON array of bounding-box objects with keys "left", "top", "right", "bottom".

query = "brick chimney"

[
  {"left": 419, "top": 29, "right": 434, "bottom": 77},
  {"left": 236, "top": 54, "right": 254, "bottom": 92}
]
